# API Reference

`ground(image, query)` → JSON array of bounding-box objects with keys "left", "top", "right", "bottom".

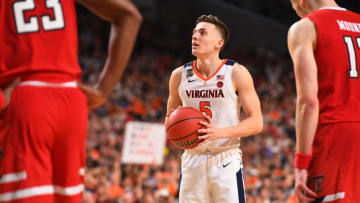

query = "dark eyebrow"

[{"left": 193, "top": 28, "right": 207, "bottom": 33}]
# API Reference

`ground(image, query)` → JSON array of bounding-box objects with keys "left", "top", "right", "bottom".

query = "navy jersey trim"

[
  {"left": 225, "top": 60, "right": 235, "bottom": 66},
  {"left": 236, "top": 168, "right": 246, "bottom": 203},
  {"left": 183, "top": 61, "right": 193, "bottom": 68}
]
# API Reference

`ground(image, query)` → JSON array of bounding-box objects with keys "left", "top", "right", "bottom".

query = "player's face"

[
  {"left": 192, "top": 22, "right": 224, "bottom": 57},
  {"left": 290, "top": 0, "right": 307, "bottom": 18}
]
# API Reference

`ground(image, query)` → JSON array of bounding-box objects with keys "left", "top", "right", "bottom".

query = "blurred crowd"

[
  {"left": 77, "top": 5, "right": 299, "bottom": 203},
  {"left": 223, "top": 0, "right": 360, "bottom": 26},
  {"left": 223, "top": 0, "right": 297, "bottom": 25}
]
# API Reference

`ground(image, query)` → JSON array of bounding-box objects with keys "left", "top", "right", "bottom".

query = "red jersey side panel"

[
  {"left": 306, "top": 9, "right": 360, "bottom": 125},
  {"left": 0, "top": 0, "right": 81, "bottom": 87}
]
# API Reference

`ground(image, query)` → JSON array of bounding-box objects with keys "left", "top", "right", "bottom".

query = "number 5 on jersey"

[
  {"left": 200, "top": 101, "right": 212, "bottom": 118},
  {"left": 13, "top": 0, "right": 65, "bottom": 34}
]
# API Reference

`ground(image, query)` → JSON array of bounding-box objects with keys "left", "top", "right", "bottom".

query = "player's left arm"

[
  {"left": 198, "top": 64, "right": 263, "bottom": 140},
  {"left": 288, "top": 18, "right": 319, "bottom": 157},
  {"left": 288, "top": 18, "right": 319, "bottom": 202}
]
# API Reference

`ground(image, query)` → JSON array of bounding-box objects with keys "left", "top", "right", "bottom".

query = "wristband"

[
  {"left": 0, "top": 90, "right": 5, "bottom": 110},
  {"left": 294, "top": 152, "right": 311, "bottom": 169}
]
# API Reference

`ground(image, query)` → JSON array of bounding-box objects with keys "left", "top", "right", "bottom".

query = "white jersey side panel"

[{"left": 178, "top": 60, "right": 241, "bottom": 149}]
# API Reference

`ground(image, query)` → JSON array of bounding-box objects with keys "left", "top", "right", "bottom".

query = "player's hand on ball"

[
  {"left": 198, "top": 116, "right": 221, "bottom": 142},
  {"left": 78, "top": 83, "right": 108, "bottom": 111},
  {"left": 166, "top": 107, "right": 205, "bottom": 149},
  {"left": 0, "top": 78, "right": 20, "bottom": 112},
  {"left": 165, "top": 107, "right": 180, "bottom": 122}
]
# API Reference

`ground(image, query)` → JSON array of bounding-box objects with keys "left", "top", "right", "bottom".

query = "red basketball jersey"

[
  {"left": 305, "top": 8, "right": 360, "bottom": 125},
  {"left": 0, "top": 0, "right": 81, "bottom": 87}
]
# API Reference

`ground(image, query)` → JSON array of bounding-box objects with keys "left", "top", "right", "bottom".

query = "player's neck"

[
  {"left": 195, "top": 55, "right": 223, "bottom": 78},
  {"left": 311, "top": 0, "right": 339, "bottom": 12}
]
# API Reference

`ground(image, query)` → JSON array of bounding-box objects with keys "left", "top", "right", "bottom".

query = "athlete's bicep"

[
  {"left": 233, "top": 65, "right": 262, "bottom": 119},
  {"left": 166, "top": 67, "right": 182, "bottom": 117},
  {"left": 288, "top": 19, "right": 318, "bottom": 103}
]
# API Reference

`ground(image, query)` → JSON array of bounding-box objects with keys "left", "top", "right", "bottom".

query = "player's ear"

[
  {"left": 216, "top": 39, "right": 224, "bottom": 50},
  {"left": 298, "top": 0, "right": 305, "bottom": 8}
]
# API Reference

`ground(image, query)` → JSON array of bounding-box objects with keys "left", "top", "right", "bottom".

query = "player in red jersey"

[
  {"left": 288, "top": 0, "right": 360, "bottom": 202},
  {"left": 0, "top": 0, "right": 142, "bottom": 202}
]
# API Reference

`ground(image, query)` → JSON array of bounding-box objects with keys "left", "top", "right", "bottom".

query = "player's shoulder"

[
  {"left": 171, "top": 66, "right": 183, "bottom": 77},
  {"left": 230, "top": 61, "right": 247, "bottom": 73},
  {"left": 289, "top": 18, "right": 315, "bottom": 35},
  {"left": 171, "top": 61, "right": 193, "bottom": 78},
  {"left": 231, "top": 62, "right": 251, "bottom": 79},
  {"left": 288, "top": 18, "right": 316, "bottom": 46},
  {"left": 224, "top": 59, "right": 243, "bottom": 70},
  {"left": 231, "top": 63, "right": 254, "bottom": 89},
  {"left": 172, "top": 60, "right": 194, "bottom": 76}
]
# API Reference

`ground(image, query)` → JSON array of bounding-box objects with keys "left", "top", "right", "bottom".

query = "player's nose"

[{"left": 192, "top": 32, "right": 199, "bottom": 40}]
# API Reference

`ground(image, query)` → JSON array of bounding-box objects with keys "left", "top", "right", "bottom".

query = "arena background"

[{"left": 76, "top": 1, "right": 360, "bottom": 202}]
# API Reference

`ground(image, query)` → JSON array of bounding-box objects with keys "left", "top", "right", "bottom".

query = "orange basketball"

[{"left": 165, "top": 107, "right": 206, "bottom": 149}]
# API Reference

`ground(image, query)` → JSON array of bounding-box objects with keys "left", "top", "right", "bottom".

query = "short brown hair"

[{"left": 195, "top": 15, "right": 229, "bottom": 46}]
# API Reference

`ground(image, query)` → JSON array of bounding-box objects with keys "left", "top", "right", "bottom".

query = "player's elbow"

[
  {"left": 253, "top": 115, "right": 263, "bottom": 134},
  {"left": 246, "top": 114, "right": 263, "bottom": 135},
  {"left": 297, "top": 97, "right": 319, "bottom": 115},
  {"left": 117, "top": 7, "right": 142, "bottom": 26},
  {"left": 128, "top": 8, "right": 142, "bottom": 25},
  {"left": 298, "top": 96, "right": 318, "bottom": 107},
  {"left": 109, "top": 5, "right": 142, "bottom": 29}
]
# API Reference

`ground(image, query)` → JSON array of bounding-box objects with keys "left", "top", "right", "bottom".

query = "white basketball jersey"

[{"left": 178, "top": 59, "right": 241, "bottom": 150}]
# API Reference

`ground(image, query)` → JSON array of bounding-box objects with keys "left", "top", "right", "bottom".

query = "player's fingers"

[
  {"left": 1, "top": 78, "right": 21, "bottom": 110},
  {"left": 198, "top": 128, "right": 209, "bottom": 134},
  {"left": 166, "top": 108, "right": 178, "bottom": 118},
  {"left": 302, "top": 184, "right": 317, "bottom": 198},
  {"left": 77, "top": 83, "right": 92, "bottom": 96},
  {"left": 296, "top": 185, "right": 316, "bottom": 202},
  {"left": 295, "top": 191, "right": 310, "bottom": 203},
  {"left": 78, "top": 83, "right": 96, "bottom": 95},
  {"left": 197, "top": 140, "right": 207, "bottom": 146},
  {"left": 198, "top": 134, "right": 209, "bottom": 140},
  {"left": 9, "top": 78, "right": 20, "bottom": 89},
  {"left": 77, "top": 83, "right": 87, "bottom": 90},
  {"left": 199, "top": 120, "right": 210, "bottom": 127},
  {"left": 298, "top": 194, "right": 315, "bottom": 203},
  {"left": 205, "top": 115, "right": 212, "bottom": 123},
  {"left": 3, "top": 78, "right": 20, "bottom": 94},
  {"left": 166, "top": 108, "right": 174, "bottom": 117}
]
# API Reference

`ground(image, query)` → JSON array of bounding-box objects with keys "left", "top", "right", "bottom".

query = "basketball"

[{"left": 165, "top": 107, "right": 206, "bottom": 149}]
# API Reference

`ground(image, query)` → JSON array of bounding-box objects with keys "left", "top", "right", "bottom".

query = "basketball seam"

[
  {"left": 168, "top": 126, "right": 205, "bottom": 141},
  {"left": 166, "top": 117, "right": 205, "bottom": 132}
]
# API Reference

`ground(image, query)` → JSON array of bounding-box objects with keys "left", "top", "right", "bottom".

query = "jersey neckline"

[
  {"left": 192, "top": 59, "right": 228, "bottom": 82},
  {"left": 319, "top": 7, "right": 347, "bottom": 11}
]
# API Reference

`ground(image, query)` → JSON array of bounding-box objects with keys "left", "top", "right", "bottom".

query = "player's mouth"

[{"left": 192, "top": 42, "right": 199, "bottom": 48}]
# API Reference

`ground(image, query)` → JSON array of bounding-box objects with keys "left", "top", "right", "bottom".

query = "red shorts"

[
  {"left": 0, "top": 82, "right": 88, "bottom": 203},
  {"left": 308, "top": 122, "right": 360, "bottom": 203}
]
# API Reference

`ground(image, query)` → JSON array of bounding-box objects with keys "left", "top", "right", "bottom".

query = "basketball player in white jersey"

[{"left": 166, "top": 15, "right": 263, "bottom": 203}]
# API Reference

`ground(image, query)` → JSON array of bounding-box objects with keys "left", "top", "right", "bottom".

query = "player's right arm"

[
  {"left": 76, "top": 0, "right": 142, "bottom": 110},
  {"left": 166, "top": 67, "right": 183, "bottom": 122},
  {"left": 288, "top": 18, "right": 319, "bottom": 202}
]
